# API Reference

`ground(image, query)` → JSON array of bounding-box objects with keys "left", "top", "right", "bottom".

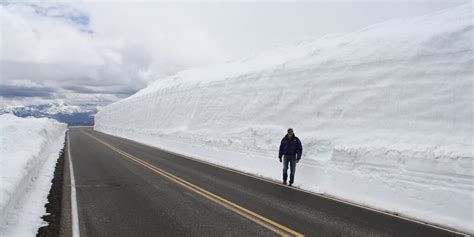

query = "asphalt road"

[{"left": 65, "top": 127, "right": 466, "bottom": 237}]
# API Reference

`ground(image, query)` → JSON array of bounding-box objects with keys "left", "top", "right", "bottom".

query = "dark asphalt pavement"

[{"left": 66, "top": 127, "right": 466, "bottom": 237}]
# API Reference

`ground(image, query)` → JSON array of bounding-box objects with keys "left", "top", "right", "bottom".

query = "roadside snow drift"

[
  {"left": 95, "top": 4, "right": 473, "bottom": 233},
  {"left": 0, "top": 114, "right": 67, "bottom": 236}
]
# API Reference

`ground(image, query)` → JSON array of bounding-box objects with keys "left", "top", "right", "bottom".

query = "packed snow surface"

[
  {"left": 0, "top": 114, "right": 67, "bottom": 236},
  {"left": 95, "top": 4, "right": 473, "bottom": 233}
]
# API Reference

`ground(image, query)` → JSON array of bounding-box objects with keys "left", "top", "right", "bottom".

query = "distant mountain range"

[{"left": 0, "top": 103, "right": 100, "bottom": 125}]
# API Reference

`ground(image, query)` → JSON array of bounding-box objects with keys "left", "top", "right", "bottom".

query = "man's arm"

[
  {"left": 296, "top": 138, "right": 303, "bottom": 160},
  {"left": 279, "top": 138, "right": 284, "bottom": 161}
]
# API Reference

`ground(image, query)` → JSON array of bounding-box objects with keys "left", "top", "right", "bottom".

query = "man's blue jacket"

[{"left": 279, "top": 135, "right": 303, "bottom": 160}]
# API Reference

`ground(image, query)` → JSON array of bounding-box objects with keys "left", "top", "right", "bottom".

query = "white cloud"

[
  {"left": 1, "top": 4, "right": 102, "bottom": 65},
  {"left": 0, "top": 2, "right": 160, "bottom": 105},
  {"left": 1, "top": 1, "right": 230, "bottom": 106}
]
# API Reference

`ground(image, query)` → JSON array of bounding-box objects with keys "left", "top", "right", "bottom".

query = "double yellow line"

[{"left": 81, "top": 131, "right": 304, "bottom": 237}]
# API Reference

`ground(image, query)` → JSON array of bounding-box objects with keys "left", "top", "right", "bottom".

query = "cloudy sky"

[{"left": 0, "top": 0, "right": 468, "bottom": 106}]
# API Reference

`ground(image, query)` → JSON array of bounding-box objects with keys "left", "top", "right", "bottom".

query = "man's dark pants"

[{"left": 283, "top": 154, "right": 297, "bottom": 184}]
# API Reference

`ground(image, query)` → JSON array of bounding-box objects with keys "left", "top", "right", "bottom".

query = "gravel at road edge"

[{"left": 37, "top": 144, "right": 65, "bottom": 237}]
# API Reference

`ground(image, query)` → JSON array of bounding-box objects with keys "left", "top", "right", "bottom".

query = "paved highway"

[{"left": 64, "top": 127, "right": 465, "bottom": 237}]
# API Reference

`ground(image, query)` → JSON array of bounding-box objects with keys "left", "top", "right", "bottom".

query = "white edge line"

[
  {"left": 68, "top": 131, "right": 81, "bottom": 237},
  {"left": 86, "top": 128, "right": 469, "bottom": 236}
]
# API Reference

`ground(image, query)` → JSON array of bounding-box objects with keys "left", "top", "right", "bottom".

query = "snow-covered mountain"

[
  {"left": 0, "top": 103, "right": 99, "bottom": 125},
  {"left": 95, "top": 4, "right": 473, "bottom": 233}
]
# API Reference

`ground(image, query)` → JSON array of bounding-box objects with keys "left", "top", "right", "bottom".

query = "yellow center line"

[{"left": 81, "top": 130, "right": 304, "bottom": 237}]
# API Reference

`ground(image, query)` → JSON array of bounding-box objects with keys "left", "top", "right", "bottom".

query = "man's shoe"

[
  {"left": 283, "top": 181, "right": 287, "bottom": 185},
  {"left": 289, "top": 183, "right": 293, "bottom": 186}
]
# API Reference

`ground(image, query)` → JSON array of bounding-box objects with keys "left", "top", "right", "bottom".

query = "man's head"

[{"left": 287, "top": 128, "right": 294, "bottom": 138}]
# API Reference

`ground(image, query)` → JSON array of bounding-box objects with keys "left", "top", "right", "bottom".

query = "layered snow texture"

[
  {"left": 95, "top": 4, "right": 473, "bottom": 233},
  {"left": 0, "top": 114, "right": 67, "bottom": 236}
]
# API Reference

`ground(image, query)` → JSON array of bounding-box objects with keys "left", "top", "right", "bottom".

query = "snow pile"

[
  {"left": 95, "top": 4, "right": 473, "bottom": 233},
  {"left": 0, "top": 114, "right": 67, "bottom": 236}
]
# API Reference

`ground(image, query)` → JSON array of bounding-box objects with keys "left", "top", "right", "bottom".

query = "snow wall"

[
  {"left": 95, "top": 4, "right": 473, "bottom": 233},
  {"left": 0, "top": 114, "right": 67, "bottom": 236}
]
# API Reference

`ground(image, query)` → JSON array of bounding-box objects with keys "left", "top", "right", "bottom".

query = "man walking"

[{"left": 278, "top": 128, "right": 303, "bottom": 186}]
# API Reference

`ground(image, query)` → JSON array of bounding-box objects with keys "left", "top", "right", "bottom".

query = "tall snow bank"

[
  {"left": 95, "top": 4, "right": 473, "bottom": 233},
  {"left": 0, "top": 114, "right": 67, "bottom": 236}
]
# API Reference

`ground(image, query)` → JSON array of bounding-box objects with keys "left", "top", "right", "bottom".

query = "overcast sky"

[{"left": 0, "top": 0, "right": 469, "bottom": 106}]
